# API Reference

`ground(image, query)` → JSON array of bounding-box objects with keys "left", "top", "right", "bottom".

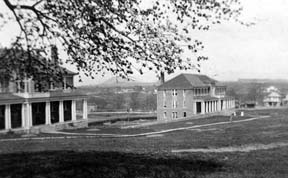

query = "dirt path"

[
  {"left": 0, "top": 115, "right": 269, "bottom": 142},
  {"left": 172, "top": 142, "right": 288, "bottom": 153}
]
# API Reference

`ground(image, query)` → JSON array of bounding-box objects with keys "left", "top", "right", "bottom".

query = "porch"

[{"left": 0, "top": 99, "right": 88, "bottom": 132}]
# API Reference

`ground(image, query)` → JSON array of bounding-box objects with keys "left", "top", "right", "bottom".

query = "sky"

[{"left": 1, "top": 0, "right": 288, "bottom": 86}]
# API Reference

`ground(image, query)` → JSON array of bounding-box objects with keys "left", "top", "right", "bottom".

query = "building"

[
  {"left": 0, "top": 55, "right": 88, "bottom": 133},
  {"left": 263, "top": 86, "right": 282, "bottom": 107},
  {"left": 157, "top": 74, "right": 235, "bottom": 120}
]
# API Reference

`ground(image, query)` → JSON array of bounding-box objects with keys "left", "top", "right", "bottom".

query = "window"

[
  {"left": 172, "top": 89, "right": 177, "bottom": 96},
  {"left": 163, "top": 112, "right": 167, "bottom": 119},
  {"left": 183, "top": 112, "right": 187, "bottom": 117},
  {"left": 172, "top": 112, "right": 178, "bottom": 119},
  {"left": 16, "top": 81, "right": 25, "bottom": 93},
  {"left": 65, "top": 76, "right": 74, "bottom": 89},
  {"left": 0, "top": 80, "right": 9, "bottom": 93}
]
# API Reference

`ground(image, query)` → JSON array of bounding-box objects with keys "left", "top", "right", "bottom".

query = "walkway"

[
  {"left": 172, "top": 142, "right": 288, "bottom": 153},
  {"left": 0, "top": 115, "right": 269, "bottom": 142}
]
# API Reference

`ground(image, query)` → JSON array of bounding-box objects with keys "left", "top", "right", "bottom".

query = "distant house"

[
  {"left": 263, "top": 86, "right": 282, "bottom": 107},
  {"left": 157, "top": 74, "right": 235, "bottom": 120}
]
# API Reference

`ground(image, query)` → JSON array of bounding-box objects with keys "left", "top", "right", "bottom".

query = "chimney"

[
  {"left": 50, "top": 45, "right": 59, "bottom": 65},
  {"left": 160, "top": 71, "right": 165, "bottom": 84}
]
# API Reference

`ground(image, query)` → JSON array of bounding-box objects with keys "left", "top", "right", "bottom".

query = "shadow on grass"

[{"left": 0, "top": 151, "right": 225, "bottom": 178}]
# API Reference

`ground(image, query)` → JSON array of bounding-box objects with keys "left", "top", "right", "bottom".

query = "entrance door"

[{"left": 196, "top": 102, "right": 202, "bottom": 114}]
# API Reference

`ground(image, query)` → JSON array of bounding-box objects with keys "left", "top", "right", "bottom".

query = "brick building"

[{"left": 157, "top": 74, "right": 235, "bottom": 120}]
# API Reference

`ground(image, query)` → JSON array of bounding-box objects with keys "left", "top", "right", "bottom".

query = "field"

[{"left": 1, "top": 108, "right": 288, "bottom": 177}]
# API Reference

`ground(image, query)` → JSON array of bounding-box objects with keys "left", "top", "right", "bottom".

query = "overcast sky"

[{"left": 1, "top": 0, "right": 288, "bottom": 85}]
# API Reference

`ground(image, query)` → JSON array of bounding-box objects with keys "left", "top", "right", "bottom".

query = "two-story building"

[
  {"left": 157, "top": 74, "right": 235, "bottom": 120},
  {"left": 0, "top": 62, "right": 88, "bottom": 133},
  {"left": 263, "top": 86, "right": 282, "bottom": 107}
]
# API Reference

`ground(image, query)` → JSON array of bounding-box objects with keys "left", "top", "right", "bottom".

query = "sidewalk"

[{"left": 0, "top": 115, "right": 270, "bottom": 142}]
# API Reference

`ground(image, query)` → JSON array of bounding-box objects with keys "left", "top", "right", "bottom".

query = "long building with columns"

[
  {"left": 0, "top": 69, "right": 88, "bottom": 133},
  {"left": 157, "top": 73, "right": 235, "bottom": 120}
]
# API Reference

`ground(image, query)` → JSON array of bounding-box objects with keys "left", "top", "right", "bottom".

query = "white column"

[
  {"left": 227, "top": 100, "right": 229, "bottom": 109},
  {"left": 228, "top": 100, "right": 230, "bottom": 109},
  {"left": 213, "top": 101, "right": 216, "bottom": 112},
  {"left": 25, "top": 103, "right": 32, "bottom": 128},
  {"left": 83, "top": 99, "right": 88, "bottom": 120},
  {"left": 5, "top": 104, "right": 11, "bottom": 130},
  {"left": 45, "top": 102, "right": 51, "bottom": 125},
  {"left": 201, "top": 101, "right": 205, "bottom": 114},
  {"left": 193, "top": 102, "right": 197, "bottom": 115},
  {"left": 71, "top": 100, "right": 77, "bottom": 121},
  {"left": 59, "top": 100, "right": 64, "bottom": 123},
  {"left": 21, "top": 103, "right": 25, "bottom": 128}
]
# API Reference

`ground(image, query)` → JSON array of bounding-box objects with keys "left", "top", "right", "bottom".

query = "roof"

[
  {"left": 266, "top": 92, "right": 281, "bottom": 97},
  {"left": 0, "top": 90, "right": 87, "bottom": 104},
  {"left": 62, "top": 68, "right": 78, "bottom": 75},
  {"left": 0, "top": 93, "right": 26, "bottom": 104},
  {"left": 158, "top": 73, "right": 223, "bottom": 90},
  {"left": 193, "top": 96, "right": 219, "bottom": 101}
]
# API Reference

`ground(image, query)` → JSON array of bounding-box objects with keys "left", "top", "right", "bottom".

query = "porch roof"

[
  {"left": 193, "top": 96, "right": 219, "bottom": 101},
  {"left": 193, "top": 96, "right": 234, "bottom": 101},
  {"left": 0, "top": 90, "right": 88, "bottom": 104},
  {"left": 0, "top": 93, "right": 26, "bottom": 104}
]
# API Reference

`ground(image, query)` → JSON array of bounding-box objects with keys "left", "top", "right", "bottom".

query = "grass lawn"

[
  {"left": 1, "top": 108, "right": 288, "bottom": 177},
  {"left": 62, "top": 114, "right": 253, "bottom": 135}
]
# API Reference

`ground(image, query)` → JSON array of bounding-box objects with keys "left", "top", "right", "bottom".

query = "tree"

[{"left": 1, "top": 0, "right": 242, "bottom": 82}]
